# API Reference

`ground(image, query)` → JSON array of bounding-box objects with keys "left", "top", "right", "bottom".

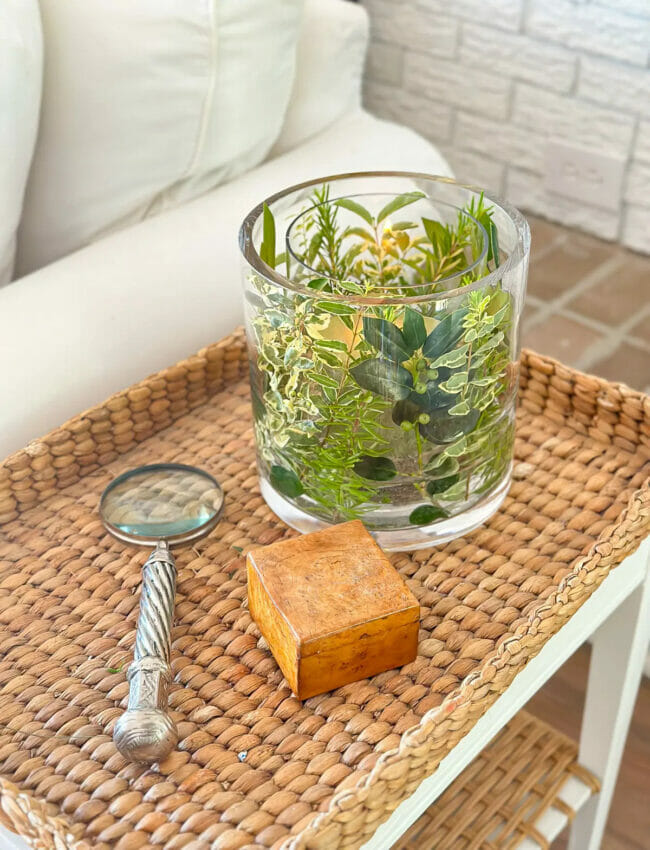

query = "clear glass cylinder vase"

[{"left": 239, "top": 172, "right": 530, "bottom": 550}]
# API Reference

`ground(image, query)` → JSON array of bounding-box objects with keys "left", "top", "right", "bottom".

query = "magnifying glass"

[{"left": 100, "top": 463, "right": 224, "bottom": 764}]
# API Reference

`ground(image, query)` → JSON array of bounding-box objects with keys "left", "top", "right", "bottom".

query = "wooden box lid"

[
  {"left": 248, "top": 520, "right": 419, "bottom": 656},
  {"left": 247, "top": 521, "right": 420, "bottom": 698}
]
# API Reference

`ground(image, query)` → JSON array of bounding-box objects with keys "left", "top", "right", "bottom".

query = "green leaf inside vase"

[
  {"left": 426, "top": 474, "right": 460, "bottom": 496},
  {"left": 260, "top": 202, "right": 276, "bottom": 269},
  {"left": 350, "top": 358, "right": 413, "bottom": 400},
  {"left": 409, "top": 504, "right": 448, "bottom": 525},
  {"left": 410, "top": 381, "right": 455, "bottom": 412},
  {"left": 363, "top": 316, "right": 413, "bottom": 362},
  {"left": 376, "top": 191, "right": 425, "bottom": 224},
  {"left": 333, "top": 197, "right": 374, "bottom": 225},
  {"left": 419, "top": 407, "right": 480, "bottom": 443},
  {"left": 270, "top": 465, "right": 304, "bottom": 498},
  {"left": 392, "top": 398, "right": 421, "bottom": 425},
  {"left": 422, "top": 308, "right": 468, "bottom": 359},
  {"left": 353, "top": 455, "right": 397, "bottom": 481},
  {"left": 402, "top": 308, "right": 427, "bottom": 351}
]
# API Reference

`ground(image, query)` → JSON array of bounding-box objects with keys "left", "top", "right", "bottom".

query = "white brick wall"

[
  {"left": 578, "top": 57, "right": 650, "bottom": 116},
  {"left": 527, "top": 0, "right": 648, "bottom": 65},
  {"left": 460, "top": 25, "right": 576, "bottom": 94},
  {"left": 404, "top": 53, "right": 512, "bottom": 120},
  {"left": 362, "top": 0, "right": 650, "bottom": 253}
]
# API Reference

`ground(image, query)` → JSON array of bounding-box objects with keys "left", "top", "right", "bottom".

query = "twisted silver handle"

[{"left": 114, "top": 542, "right": 178, "bottom": 763}]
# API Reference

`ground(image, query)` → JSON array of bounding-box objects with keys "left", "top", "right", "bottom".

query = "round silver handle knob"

[{"left": 114, "top": 544, "right": 178, "bottom": 764}]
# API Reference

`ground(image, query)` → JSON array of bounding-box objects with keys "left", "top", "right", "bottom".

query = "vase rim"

[
  {"left": 239, "top": 171, "right": 531, "bottom": 306},
  {"left": 285, "top": 192, "right": 491, "bottom": 293}
]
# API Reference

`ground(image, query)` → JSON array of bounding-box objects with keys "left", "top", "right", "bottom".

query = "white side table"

[{"left": 363, "top": 537, "right": 650, "bottom": 850}]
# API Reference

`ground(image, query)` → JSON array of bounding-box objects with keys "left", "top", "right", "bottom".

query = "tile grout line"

[
  {"left": 548, "top": 252, "right": 628, "bottom": 312},
  {"left": 523, "top": 253, "right": 628, "bottom": 336},
  {"left": 524, "top": 222, "right": 650, "bottom": 385},
  {"left": 525, "top": 256, "right": 650, "bottom": 363},
  {"left": 529, "top": 232, "right": 569, "bottom": 264},
  {"left": 578, "top": 312, "right": 650, "bottom": 372}
]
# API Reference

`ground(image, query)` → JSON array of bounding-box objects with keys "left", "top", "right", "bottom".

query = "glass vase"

[{"left": 239, "top": 172, "right": 530, "bottom": 550}]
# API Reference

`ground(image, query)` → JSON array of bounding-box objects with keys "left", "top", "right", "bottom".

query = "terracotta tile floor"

[{"left": 523, "top": 215, "right": 650, "bottom": 393}]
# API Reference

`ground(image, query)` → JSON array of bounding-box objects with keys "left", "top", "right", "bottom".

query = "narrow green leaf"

[
  {"left": 314, "top": 338, "right": 348, "bottom": 352},
  {"left": 344, "top": 226, "right": 375, "bottom": 241},
  {"left": 431, "top": 344, "right": 469, "bottom": 369},
  {"left": 422, "top": 309, "right": 468, "bottom": 359},
  {"left": 306, "top": 231, "right": 323, "bottom": 263},
  {"left": 409, "top": 504, "right": 448, "bottom": 525},
  {"left": 376, "top": 191, "right": 425, "bottom": 224},
  {"left": 445, "top": 435, "right": 469, "bottom": 457},
  {"left": 419, "top": 407, "right": 480, "bottom": 444},
  {"left": 311, "top": 373, "right": 339, "bottom": 389},
  {"left": 389, "top": 220, "right": 418, "bottom": 231},
  {"left": 334, "top": 197, "right": 374, "bottom": 225},
  {"left": 315, "top": 301, "right": 358, "bottom": 316},
  {"left": 424, "top": 454, "right": 460, "bottom": 475},
  {"left": 402, "top": 308, "right": 427, "bottom": 351},
  {"left": 487, "top": 287, "right": 510, "bottom": 316},
  {"left": 353, "top": 455, "right": 397, "bottom": 481},
  {"left": 338, "top": 279, "right": 365, "bottom": 295},
  {"left": 449, "top": 399, "right": 471, "bottom": 415},
  {"left": 307, "top": 277, "right": 330, "bottom": 291},
  {"left": 314, "top": 349, "right": 341, "bottom": 368},
  {"left": 362, "top": 316, "right": 413, "bottom": 362},
  {"left": 270, "top": 465, "right": 304, "bottom": 498},
  {"left": 350, "top": 358, "right": 413, "bottom": 400},
  {"left": 342, "top": 244, "right": 365, "bottom": 267},
  {"left": 426, "top": 473, "right": 460, "bottom": 496},
  {"left": 260, "top": 203, "right": 276, "bottom": 269},
  {"left": 422, "top": 217, "right": 451, "bottom": 256},
  {"left": 441, "top": 372, "right": 469, "bottom": 393},
  {"left": 472, "top": 331, "right": 505, "bottom": 360},
  {"left": 488, "top": 219, "right": 500, "bottom": 266}
]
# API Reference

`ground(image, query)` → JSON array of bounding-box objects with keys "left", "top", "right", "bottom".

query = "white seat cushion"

[
  {"left": 0, "top": 0, "right": 42, "bottom": 287},
  {"left": 16, "top": 0, "right": 303, "bottom": 276}
]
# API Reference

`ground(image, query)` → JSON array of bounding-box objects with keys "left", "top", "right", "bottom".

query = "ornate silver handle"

[{"left": 113, "top": 541, "right": 178, "bottom": 763}]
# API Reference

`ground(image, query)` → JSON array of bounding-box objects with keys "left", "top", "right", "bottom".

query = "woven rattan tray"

[{"left": 0, "top": 328, "right": 649, "bottom": 850}]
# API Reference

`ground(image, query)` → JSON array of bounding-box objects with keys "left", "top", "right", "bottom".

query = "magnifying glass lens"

[{"left": 100, "top": 464, "right": 223, "bottom": 540}]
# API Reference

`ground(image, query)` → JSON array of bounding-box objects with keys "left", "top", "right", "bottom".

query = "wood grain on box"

[{"left": 247, "top": 520, "right": 420, "bottom": 699}]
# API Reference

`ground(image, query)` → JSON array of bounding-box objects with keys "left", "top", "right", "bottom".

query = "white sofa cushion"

[
  {"left": 272, "top": 0, "right": 368, "bottom": 156},
  {"left": 0, "top": 0, "right": 42, "bottom": 287},
  {"left": 0, "top": 108, "right": 451, "bottom": 457},
  {"left": 16, "top": 0, "right": 303, "bottom": 276}
]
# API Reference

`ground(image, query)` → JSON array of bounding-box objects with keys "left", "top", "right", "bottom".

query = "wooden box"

[{"left": 247, "top": 520, "right": 419, "bottom": 699}]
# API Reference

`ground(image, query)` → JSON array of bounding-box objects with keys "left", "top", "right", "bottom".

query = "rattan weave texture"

[
  {"left": 0, "top": 328, "right": 648, "bottom": 850},
  {"left": 392, "top": 709, "right": 599, "bottom": 850}
]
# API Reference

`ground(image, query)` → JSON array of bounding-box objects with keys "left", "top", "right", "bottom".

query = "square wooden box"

[{"left": 247, "top": 520, "right": 420, "bottom": 699}]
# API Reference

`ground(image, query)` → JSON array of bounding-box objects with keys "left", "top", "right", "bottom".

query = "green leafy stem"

[{"left": 251, "top": 186, "right": 513, "bottom": 527}]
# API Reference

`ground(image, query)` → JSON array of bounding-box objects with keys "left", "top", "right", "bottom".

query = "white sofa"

[{"left": 0, "top": 0, "right": 450, "bottom": 459}]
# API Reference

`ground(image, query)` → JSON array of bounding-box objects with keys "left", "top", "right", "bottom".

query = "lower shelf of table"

[{"left": 391, "top": 710, "right": 600, "bottom": 850}]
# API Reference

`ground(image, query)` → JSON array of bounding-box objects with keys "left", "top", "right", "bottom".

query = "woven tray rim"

[{"left": 1, "top": 331, "right": 649, "bottom": 850}]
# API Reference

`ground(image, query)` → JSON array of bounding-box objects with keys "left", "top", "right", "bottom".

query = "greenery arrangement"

[{"left": 246, "top": 185, "right": 515, "bottom": 529}]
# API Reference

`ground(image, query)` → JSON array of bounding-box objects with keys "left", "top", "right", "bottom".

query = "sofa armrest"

[{"left": 271, "top": 0, "right": 369, "bottom": 156}]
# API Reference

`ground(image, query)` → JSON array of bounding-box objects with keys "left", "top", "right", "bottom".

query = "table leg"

[{"left": 567, "top": 541, "right": 650, "bottom": 850}]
